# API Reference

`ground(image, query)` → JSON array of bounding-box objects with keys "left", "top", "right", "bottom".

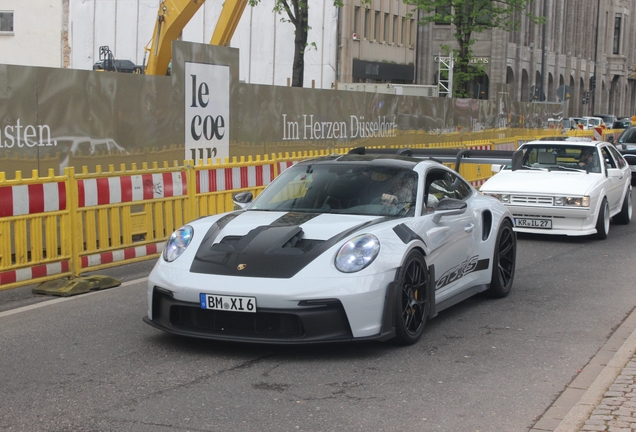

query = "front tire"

[
  {"left": 485, "top": 219, "right": 516, "bottom": 298},
  {"left": 613, "top": 189, "right": 632, "bottom": 225},
  {"left": 393, "top": 250, "right": 429, "bottom": 345},
  {"left": 594, "top": 198, "right": 610, "bottom": 239}
]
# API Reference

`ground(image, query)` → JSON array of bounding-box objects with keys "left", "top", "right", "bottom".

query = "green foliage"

[{"left": 405, "top": 0, "right": 542, "bottom": 97}]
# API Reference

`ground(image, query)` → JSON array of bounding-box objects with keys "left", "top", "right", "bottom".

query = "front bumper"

[
  {"left": 507, "top": 204, "right": 596, "bottom": 236},
  {"left": 144, "top": 263, "right": 398, "bottom": 343}
]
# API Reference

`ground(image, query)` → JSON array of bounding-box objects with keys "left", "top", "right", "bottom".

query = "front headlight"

[
  {"left": 335, "top": 234, "right": 380, "bottom": 273},
  {"left": 554, "top": 196, "right": 590, "bottom": 207},
  {"left": 483, "top": 193, "right": 510, "bottom": 203},
  {"left": 163, "top": 225, "right": 194, "bottom": 262}
]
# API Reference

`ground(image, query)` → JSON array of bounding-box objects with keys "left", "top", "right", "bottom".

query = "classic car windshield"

[
  {"left": 249, "top": 163, "right": 419, "bottom": 216},
  {"left": 521, "top": 145, "right": 601, "bottom": 173}
]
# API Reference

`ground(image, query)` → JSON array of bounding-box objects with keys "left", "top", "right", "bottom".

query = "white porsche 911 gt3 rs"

[{"left": 143, "top": 150, "right": 517, "bottom": 345}]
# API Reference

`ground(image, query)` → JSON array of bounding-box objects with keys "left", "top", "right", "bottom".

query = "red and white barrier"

[
  {"left": 77, "top": 172, "right": 186, "bottom": 207},
  {"left": 197, "top": 164, "right": 276, "bottom": 193},
  {"left": 0, "top": 261, "right": 70, "bottom": 285},
  {"left": 0, "top": 182, "right": 66, "bottom": 217},
  {"left": 80, "top": 242, "right": 164, "bottom": 268}
]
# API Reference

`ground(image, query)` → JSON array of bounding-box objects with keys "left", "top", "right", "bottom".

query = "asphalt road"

[{"left": 1, "top": 211, "right": 636, "bottom": 431}]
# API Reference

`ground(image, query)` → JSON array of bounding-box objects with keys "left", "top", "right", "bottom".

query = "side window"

[
  {"left": 448, "top": 172, "right": 472, "bottom": 200},
  {"left": 601, "top": 147, "right": 617, "bottom": 169},
  {"left": 425, "top": 170, "right": 472, "bottom": 213},
  {"left": 608, "top": 145, "right": 627, "bottom": 169}
]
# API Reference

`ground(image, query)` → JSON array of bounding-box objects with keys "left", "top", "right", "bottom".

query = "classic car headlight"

[
  {"left": 483, "top": 193, "right": 510, "bottom": 203},
  {"left": 163, "top": 225, "right": 194, "bottom": 262},
  {"left": 554, "top": 196, "right": 590, "bottom": 207},
  {"left": 335, "top": 234, "right": 380, "bottom": 273}
]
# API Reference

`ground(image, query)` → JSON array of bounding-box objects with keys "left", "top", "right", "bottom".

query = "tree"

[
  {"left": 403, "top": 0, "right": 541, "bottom": 98},
  {"left": 248, "top": 0, "right": 344, "bottom": 88}
]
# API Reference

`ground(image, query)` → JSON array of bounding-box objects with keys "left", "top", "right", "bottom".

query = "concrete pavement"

[
  {"left": 2, "top": 259, "right": 636, "bottom": 431},
  {"left": 531, "top": 305, "right": 636, "bottom": 431}
]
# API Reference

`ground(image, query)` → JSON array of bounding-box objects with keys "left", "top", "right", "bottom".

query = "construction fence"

[{"left": 0, "top": 129, "right": 601, "bottom": 292}]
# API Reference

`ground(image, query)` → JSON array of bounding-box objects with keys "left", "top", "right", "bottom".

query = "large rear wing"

[{"left": 348, "top": 147, "right": 522, "bottom": 172}]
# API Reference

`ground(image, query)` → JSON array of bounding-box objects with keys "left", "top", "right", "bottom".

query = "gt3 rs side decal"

[{"left": 435, "top": 255, "right": 489, "bottom": 290}]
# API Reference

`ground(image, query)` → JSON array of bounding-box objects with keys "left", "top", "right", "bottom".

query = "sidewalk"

[{"left": 531, "top": 306, "right": 636, "bottom": 431}]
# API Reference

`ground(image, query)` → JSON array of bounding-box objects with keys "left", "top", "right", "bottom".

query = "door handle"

[{"left": 464, "top": 223, "right": 474, "bottom": 233}]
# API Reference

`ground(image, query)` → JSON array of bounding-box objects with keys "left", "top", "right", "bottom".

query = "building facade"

[
  {"left": 415, "top": 0, "right": 636, "bottom": 117},
  {"left": 0, "top": 0, "right": 68, "bottom": 68},
  {"left": 1, "top": 0, "right": 632, "bottom": 118}
]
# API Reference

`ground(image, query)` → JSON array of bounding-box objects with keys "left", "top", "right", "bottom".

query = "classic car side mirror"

[{"left": 511, "top": 149, "right": 524, "bottom": 171}]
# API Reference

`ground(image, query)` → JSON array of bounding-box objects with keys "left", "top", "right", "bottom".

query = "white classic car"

[{"left": 480, "top": 139, "right": 632, "bottom": 239}]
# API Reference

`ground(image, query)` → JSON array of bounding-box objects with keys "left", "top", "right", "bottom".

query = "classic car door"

[{"left": 601, "top": 145, "right": 628, "bottom": 213}]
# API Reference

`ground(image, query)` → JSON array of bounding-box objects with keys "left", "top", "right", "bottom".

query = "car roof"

[
  {"left": 524, "top": 139, "right": 603, "bottom": 148},
  {"left": 296, "top": 154, "right": 421, "bottom": 169},
  {"left": 537, "top": 136, "right": 593, "bottom": 142}
]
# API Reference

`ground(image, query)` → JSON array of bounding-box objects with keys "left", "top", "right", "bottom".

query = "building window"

[
  {"left": 402, "top": 17, "right": 407, "bottom": 46},
  {"left": 384, "top": 13, "right": 389, "bottom": 43},
  {"left": 613, "top": 15, "right": 621, "bottom": 55},
  {"left": 410, "top": 19, "right": 416, "bottom": 47},
  {"left": 353, "top": 6, "right": 360, "bottom": 38},
  {"left": 0, "top": 11, "right": 14, "bottom": 33},
  {"left": 435, "top": 5, "right": 451, "bottom": 25},
  {"left": 374, "top": 11, "right": 380, "bottom": 41},
  {"left": 392, "top": 15, "right": 398, "bottom": 44},
  {"left": 364, "top": 8, "right": 370, "bottom": 39}
]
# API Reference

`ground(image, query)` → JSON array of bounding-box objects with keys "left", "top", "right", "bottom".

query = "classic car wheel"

[
  {"left": 613, "top": 190, "right": 632, "bottom": 225},
  {"left": 595, "top": 198, "right": 610, "bottom": 239},
  {"left": 485, "top": 219, "right": 516, "bottom": 298},
  {"left": 394, "top": 250, "right": 429, "bottom": 345}
]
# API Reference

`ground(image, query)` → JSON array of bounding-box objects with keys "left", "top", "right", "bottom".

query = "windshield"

[
  {"left": 618, "top": 129, "right": 636, "bottom": 144},
  {"left": 249, "top": 163, "right": 418, "bottom": 217},
  {"left": 520, "top": 145, "right": 601, "bottom": 173}
]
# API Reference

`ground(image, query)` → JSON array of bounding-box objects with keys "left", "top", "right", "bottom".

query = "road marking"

[{"left": 0, "top": 277, "right": 148, "bottom": 319}]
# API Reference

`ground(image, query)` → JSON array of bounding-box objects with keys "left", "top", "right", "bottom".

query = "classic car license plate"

[
  {"left": 514, "top": 218, "right": 552, "bottom": 229},
  {"left": 200, "top": 293, "right": 256, "bottom": 313}
]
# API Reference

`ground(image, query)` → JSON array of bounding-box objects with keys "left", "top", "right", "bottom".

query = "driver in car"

[{"left": 578, "top": 148, "right": 599, "bottom": 172}]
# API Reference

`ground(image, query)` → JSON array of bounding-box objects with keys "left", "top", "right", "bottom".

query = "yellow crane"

[{"left": 144, "top": 0, "right": 248, "bottom": 76}]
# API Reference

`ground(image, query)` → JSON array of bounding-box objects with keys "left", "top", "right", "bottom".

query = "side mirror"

[
  {"left": 607, "top": 135, "right": 615, "bottom": 144},
  {"left": 232, "top": 191, "right": 253, "bottom": 209},
  {"left": 511, "top": 149, "right": 524, "bottom": 171},
  {"left": 433, "top": 198, "right": 467, "bottom": 223}
]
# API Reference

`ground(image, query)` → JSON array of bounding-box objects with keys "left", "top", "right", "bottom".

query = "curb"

[{"left": 531, "top": 306, "right": 636, "bottom": 431}]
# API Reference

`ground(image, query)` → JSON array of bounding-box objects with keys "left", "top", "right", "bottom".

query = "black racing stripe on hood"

[
  {"left": 198, "top": 212, "right": 243, "bottom": 245},
  {"left": 270, "top": 212, "right": 322, "bottom": 226},
  {"left": 190, "top": 213, "right": 392, "bottom": 279}
]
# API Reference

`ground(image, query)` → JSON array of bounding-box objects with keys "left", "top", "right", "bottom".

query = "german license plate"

[
  {"left": 200, "top": 293, "right": 256, "bottom": 313},
  {"left": 514, "top": 218, "right": 552, "bottom": 229}
]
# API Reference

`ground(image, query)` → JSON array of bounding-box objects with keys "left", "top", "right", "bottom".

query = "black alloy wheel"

[
  {"left": 485, "top": 219, "right": 516, "bottom": 298},
  {"left": 394, "top": 250, "right": 429, "bottom": 345}
]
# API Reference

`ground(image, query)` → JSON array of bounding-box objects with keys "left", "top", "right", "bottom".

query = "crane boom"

[
  {"left": 144, "top": 0, "right": 248, "bottom": 76},
  {"left": 210, "top": 0, "right": 248, "bottom": 46}
]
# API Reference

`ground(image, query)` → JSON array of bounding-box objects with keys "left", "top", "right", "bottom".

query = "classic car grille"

[
  {"left": 510, "top": 195, "right": 553, "bottom": 205},
  {"left": 171, "top": 306, "right": 303, "bottom": 337}
]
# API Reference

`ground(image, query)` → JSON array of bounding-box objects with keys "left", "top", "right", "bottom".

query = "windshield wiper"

[{"left": 549, "top": 165, "right": 585, "bottom": 172}]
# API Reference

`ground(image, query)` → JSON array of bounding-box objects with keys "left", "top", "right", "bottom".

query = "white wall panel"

[{"left": 0, "top": 0, "right": 63, "bottom": 67}]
